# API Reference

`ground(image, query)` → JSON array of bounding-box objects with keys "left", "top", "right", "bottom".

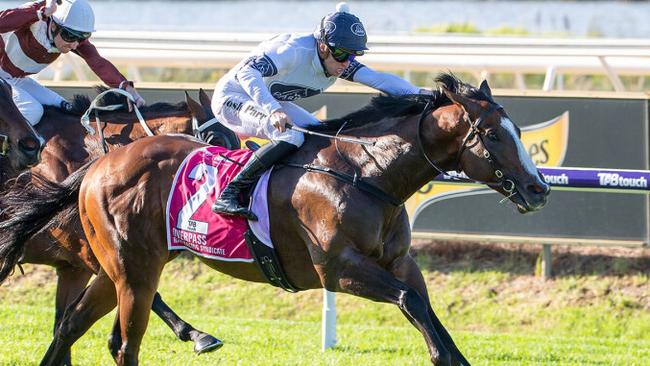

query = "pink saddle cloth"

[{"left": 166, "top": 146, "right": 257, "bottom": 262}]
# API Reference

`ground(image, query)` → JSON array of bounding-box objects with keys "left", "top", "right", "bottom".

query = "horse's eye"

[{"left": 487, "top": 130, "right": 499, "bottom": 141}]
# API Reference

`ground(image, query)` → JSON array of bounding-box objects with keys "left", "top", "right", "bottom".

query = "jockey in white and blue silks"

[{"left": 211, "top": 4, "right": 430, "bottom": 221}]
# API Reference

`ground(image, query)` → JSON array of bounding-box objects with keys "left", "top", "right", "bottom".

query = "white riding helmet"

[{"left": 51, "top": 0, "right": 96, "bottom": 33}]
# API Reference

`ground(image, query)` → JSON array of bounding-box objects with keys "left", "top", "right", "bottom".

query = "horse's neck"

[
  {"left": 343, "top": 115, "right": 447, "bottom": 203},
  {"left": 93, "top": 111, "right": 193, "bottom": 138},
  {"left": 134, "top": 111, "right": 193, "bottom": 135}
]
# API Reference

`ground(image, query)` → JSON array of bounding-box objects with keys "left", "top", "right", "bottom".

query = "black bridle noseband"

[{"left": 416, "top": 98, "right": 517, "bottom": 198}]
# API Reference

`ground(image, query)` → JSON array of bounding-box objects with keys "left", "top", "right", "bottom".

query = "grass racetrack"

[{"left": 1, "top": 242, "right": 648, "bottom": 365}]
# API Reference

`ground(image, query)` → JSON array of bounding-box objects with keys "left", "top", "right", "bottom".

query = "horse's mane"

[
  {"left": 48, "top": 85, "right": 188, "bottom": 117},
  {"left": 311, "top": 72, "right": 494, "bottom": 133}
]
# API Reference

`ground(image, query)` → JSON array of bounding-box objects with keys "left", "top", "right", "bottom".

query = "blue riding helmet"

[{"left": 319, "top": 11, "right": 368, "bottom": 54}]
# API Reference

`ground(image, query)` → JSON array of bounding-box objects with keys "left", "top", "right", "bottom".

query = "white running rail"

[{"left": 40, "top": 31, "right": 650, "bottom": 92}]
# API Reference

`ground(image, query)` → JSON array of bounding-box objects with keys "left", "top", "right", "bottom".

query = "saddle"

[{"left": 166, "top": 144, "right": 299, "bottom": 292}]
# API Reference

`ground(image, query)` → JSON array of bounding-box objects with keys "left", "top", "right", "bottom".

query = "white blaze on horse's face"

[{"left": 500, "top": 116, "right": 538, "bottom": 176}]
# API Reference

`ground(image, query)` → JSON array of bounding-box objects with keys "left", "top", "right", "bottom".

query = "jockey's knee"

[
  {"left": 273, "top": 129, "right": 304, "bottom": 147},
  {"left": 22, "top": 103, "right": 44, "bottom": 126}
]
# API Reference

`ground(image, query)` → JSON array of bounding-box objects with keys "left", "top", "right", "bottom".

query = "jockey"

[
  {"left": 211, "top": 2, "right": 431, "bottom": 221},
  {"left": 0, "top": 0, "right": 145, "bottom": 126}
]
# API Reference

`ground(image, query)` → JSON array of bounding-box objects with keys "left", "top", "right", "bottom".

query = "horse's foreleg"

[
  {"left": 41, "top": 270, "right": 116, "bottom": 366},
  {"left": 54, "top": 266, "right": 93, "bottom": 366},
  {"left": 151, "top": 292, "right": 223, "bottom": 354},
  {"left": 391, "top": 255, "right": 470, "bottom": 366},
  {"left": 333, "top": 248, "right": 454, "bottom": 366}
]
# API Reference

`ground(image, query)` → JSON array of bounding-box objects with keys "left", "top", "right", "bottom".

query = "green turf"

[{"left": 0, "top": 258, "right": 648, "bottom": 365}]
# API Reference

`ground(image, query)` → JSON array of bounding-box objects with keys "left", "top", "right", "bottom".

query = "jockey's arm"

[
  {"left": 0, "top": 1, "right": 45, "bottom": 33},
  {"left": 73, "top": 41, "right": 145, "bottom": 107},
  {"left": 73, "top": 40, "right": 127, "bottom": 88},
  {"left": 236, "top": 57, "right": 283, "bottom": 115},
  {"left": 342, "top": 61, "right": 423, "bottom": 96}
]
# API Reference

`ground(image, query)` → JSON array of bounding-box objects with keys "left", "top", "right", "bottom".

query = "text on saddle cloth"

[{"left": 166, "top": 145, "right": 270, "bottom": 262}]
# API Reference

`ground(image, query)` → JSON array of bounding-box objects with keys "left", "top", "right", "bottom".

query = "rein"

[
  {"left": 80, "top": 88, "right": 153, "bottom": 153},
  {"left": 282, "top": 162, "right": 403, "bottom": 207},
  {"left": 288, "top": 124, "right": 374, "bottom": 146},
  {"left": 283, "top": 121, "right": 399, "bottom": 206}
]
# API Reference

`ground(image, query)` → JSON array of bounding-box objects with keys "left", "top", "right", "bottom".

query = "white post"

[
  {"left": 543, "top": 66, "right": 556, "bottom": 91},
  {"left": 321, "top": 290, "right": 337, "bottom": 351}
]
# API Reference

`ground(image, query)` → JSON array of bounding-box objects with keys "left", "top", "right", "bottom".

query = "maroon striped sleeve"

[
  {"left": 0, "top": 1, "right": 43, "bottom": 33},
  {"left": 74, "top": 40, "right": 127, "bottom": 88}
]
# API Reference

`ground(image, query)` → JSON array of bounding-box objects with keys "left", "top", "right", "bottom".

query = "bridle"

[
  {"left": 416, "top": 97, "right": 517, "bottom": 199},
  {"left": 0, "top": 134, "right": 9, "bottom": 156}
]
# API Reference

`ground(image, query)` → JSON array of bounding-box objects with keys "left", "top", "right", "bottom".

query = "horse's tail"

[{"left": 0, "top": 159, "right": 96, "bottom": 284}]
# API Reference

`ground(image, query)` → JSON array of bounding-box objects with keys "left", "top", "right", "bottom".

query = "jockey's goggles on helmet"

[
  {"left": 328, "top": 46, "right": 364, "bottom": 63},
  {"left": 57, "top": 24, "right": 91, "bottom": 43}
]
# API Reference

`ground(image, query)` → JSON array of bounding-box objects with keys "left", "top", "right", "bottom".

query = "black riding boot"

[{"left": 212, "top": 141, "right": 297, "bottom": 221}]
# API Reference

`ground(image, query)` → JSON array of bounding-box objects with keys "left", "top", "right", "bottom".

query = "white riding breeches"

[
  {"left": 0, "top": 70, "right": 66, "bottom": 126},
  {"left": 211, "top": 92, "right": 320, "bottom": 147}
]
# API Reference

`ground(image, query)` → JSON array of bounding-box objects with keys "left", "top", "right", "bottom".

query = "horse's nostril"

[{"left": 528, "top": 183, "right": 549, "bottom": 195}]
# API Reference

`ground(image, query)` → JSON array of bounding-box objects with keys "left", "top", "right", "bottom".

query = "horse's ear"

[
  {"left": 442, "top": 87, "right": 482, "bottom": 118},
  {"left": 198, "top": 88, "right": 216, "bottom": 119},
  {"left": 198, "top": 89, "right": 211, "bottom": 109},
  {"left": 185, "top": 91, "right": 207, "bottom": 121},
  {"left": 479, "top": 79, "right": 492, "bottom": 99}
]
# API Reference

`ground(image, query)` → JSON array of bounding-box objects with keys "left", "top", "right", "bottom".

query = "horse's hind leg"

[
  {"left": 332, "top": 248, "right": 454, "bottom": 366},
  {"left": 391, "top": 254, "right": 470, "bottom": 366},
  {"left": 53, "top": 266, "right": 92, "bottom": 366},
  {"left": 151, "top": 292, "right": 223, "bottom": 354},
  {"left": 113, "top": 268, "right": 164, "bottom": 366},
  {"left": 41, "top": 270, "right": 116, "bottom": 366}
]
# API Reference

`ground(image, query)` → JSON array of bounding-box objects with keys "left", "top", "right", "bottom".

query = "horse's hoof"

[{"left": 194, "top": 334, "right": 223, "bottom": 355}]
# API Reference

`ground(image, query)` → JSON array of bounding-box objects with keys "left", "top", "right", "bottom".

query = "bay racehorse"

[
  {"left": 0, "top": 79, "right": 45, "bottom": 172},
  {"left": 0, "top": 88, "right": 238, "bottom": 362},
  {"left": 12, "top": 74, "right": 549, "bottom": 365}
]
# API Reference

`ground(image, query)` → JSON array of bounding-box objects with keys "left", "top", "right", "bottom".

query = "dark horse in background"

[
  {"left": 0, "top": 79, "right": 45, "bottom": 172},
  {"left": 0, "top": 88, "right": 238, "bottom": 362},
  {"left": 5, "top": 74, "right": 549, "bottom": 365}
]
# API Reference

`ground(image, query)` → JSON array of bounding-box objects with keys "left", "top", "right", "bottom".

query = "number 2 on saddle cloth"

[{"left": 166, "top": 146, "right": 255, "bottom": 261}]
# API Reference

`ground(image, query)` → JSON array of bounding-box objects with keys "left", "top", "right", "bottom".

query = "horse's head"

[
  {"left": 432, "top": 77, "right": 549, "bottom": 213},
  {"left": 0, "top": 79, "right": 44, "bottom": 170}
]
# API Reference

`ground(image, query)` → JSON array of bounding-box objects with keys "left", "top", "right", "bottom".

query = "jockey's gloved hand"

[
  {"left": 120, "top": 81, "right": 146, "bottom": 112},
  {"left": 270, "top": 109, "right": 292, "bottom": 133},
  {"left": 43, "top": 0, "right": 58, "bottom": 17},
  {"left": 60, "top": 100, "right": 74, "bottom": 114}
]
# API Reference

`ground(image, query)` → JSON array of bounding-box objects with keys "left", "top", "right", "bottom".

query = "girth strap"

[
  {"left": 282, "top": 163, "right": 403, "bottom": 207},
  {"left": 244, "top": 228, "right": 300, "bottom": 293}
]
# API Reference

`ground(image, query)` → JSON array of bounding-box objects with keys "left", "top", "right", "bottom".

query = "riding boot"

[{"left": 212, "top": 141, "right": 297, "bottom": 221}]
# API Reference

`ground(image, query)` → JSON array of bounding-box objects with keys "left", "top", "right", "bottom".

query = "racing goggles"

[
  {"left": 328, "top": 46, "right": 364, "bottom": 63},
  {"left": 58, "top": 25, "right": 91, "bottom": 43}
]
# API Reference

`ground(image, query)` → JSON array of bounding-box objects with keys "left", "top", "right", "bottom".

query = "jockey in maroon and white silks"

[
  {"left": 211, "top": 3, "right": 433, "bottom": 221},
  {"left": 0, "top": 0, "right": 145, "bottom": 125}
]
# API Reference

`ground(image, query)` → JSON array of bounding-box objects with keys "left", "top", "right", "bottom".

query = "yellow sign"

[{"left": 405, "top": 111, "right": 570, "bottom": 217}]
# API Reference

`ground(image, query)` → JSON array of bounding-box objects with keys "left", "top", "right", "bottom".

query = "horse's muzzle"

[{"left": 514, "top": 178, "right": 551, "bottom": 213}]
